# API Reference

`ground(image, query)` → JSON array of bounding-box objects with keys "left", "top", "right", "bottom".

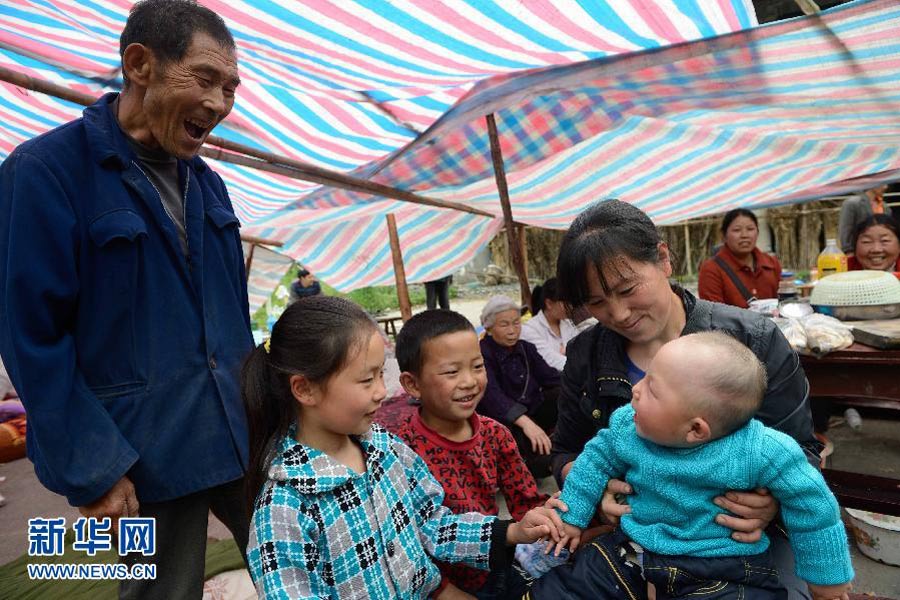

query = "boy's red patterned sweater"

[{"left": 397, "top": 410, "right": 547, "bottom": 594}]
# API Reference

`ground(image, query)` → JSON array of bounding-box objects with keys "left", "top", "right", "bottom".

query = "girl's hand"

[
  {"left": 808, "top": 581, "right": 850, "bottom": 600},
  {"left": 507, "top": 507, "right": 564, "bottom": 545},
  {"left": 515, "top": 415, "right": 552, "bottom": 455},
  {"left": 599, "top": 478, "right": 632, "bottom": 525},
  {"left": 713, "top": 488, "right": 778, "bottom": 543}
]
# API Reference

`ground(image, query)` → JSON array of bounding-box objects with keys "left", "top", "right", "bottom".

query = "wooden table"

[
  {"left": 800, "top": 343, "right": 900, "bottom": 515},
  {"left": 800, "top": 343, "right": 900, "bottom": 411}
]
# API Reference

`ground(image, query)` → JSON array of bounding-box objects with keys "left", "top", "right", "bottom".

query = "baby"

[{"left": 547, "top": 331, "right": 852, "bottom": 600}]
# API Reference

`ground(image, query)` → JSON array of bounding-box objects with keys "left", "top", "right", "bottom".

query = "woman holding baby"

[{"left": 546, "top": 200, "right": 822, "bottom": 600}]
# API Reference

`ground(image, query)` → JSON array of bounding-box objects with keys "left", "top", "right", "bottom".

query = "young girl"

[{"left": 243, "top": 296, "right": 564, "bottom": 599}]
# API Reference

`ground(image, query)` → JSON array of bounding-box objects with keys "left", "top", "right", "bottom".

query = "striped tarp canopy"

[
  {"left": 0, "top": 0, "right": 758, "bottom": 293},
  {"left": 246, "top": 0, "right": 900, "bottom": 290}
]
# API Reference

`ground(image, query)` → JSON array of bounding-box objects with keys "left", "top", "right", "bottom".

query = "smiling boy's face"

[{"left": 405, "top": 330, "right": 487, "bottom": 424}]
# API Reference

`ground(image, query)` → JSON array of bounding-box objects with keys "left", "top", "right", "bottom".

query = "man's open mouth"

[{"left": 184, "top": 118, "right": 209, "bottom": 140}]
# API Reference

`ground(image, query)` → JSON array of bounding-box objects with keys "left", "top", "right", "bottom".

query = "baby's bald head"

[{"left": 665, "top": 332, "right": 767, "bottom": 438}]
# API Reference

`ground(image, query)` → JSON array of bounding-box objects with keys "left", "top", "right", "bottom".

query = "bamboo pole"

[
  {"left": 386, "top": 214, "right": 412, "bottom": 321},
  {"left": 0, "top": 66, "right": 495, "bottom": 219},
  {"left": 486, "top": 114, "right": 531, "bottom": 308}
]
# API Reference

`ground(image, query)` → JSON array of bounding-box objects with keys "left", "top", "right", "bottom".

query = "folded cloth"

[
  {"left": 0, "top": 399, "right": 25, "bottom": 423},
  {"left": 515, "top": 541, "right": 570, "bottom": 578}
]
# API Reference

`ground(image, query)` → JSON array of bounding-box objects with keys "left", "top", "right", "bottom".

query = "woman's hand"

[
  {"left": 515, "top": 415, "right": 552, "bottom": 455},
  {"left": 599, "top": 478, "right": 633, "bottom": 526},
  {"left": 713, "top": 488, "right": 778, "bottom": 543}
]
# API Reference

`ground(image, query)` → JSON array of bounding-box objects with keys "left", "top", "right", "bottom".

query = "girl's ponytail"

[{"left": 242, "top": 342, "right": 294, "bottom": 510}]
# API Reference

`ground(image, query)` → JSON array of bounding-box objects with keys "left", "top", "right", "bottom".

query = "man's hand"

[
  {"left": 78, "top": 476, "right": 138, "bottom": 535},
  {"left": 507, "top": 507, "right": 564, "bottom": 546},
  {"left": 515, "top": 415, "right": 551, "bottom": 455},
  {"left": 713, "top": 488, "right": 777, "bottom": 543},
  {"left": 599, "top": 478, "right": 632, "bottom": 526},
  {"left": 808, "top": 582, "right": 850, "bottom": 600}
]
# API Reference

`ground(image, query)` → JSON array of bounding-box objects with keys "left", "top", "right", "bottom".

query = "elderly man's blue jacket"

[{"left": 0, "top": 94, "right": 253, "bottom": 506}]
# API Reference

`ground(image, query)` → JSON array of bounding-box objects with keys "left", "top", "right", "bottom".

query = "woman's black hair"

[
  {"left": 242, "top": 295, "right": 378, "bottom": 509},
  {"left": 852, "top": 213, "right": 900, "bottom": 250},
  {"left": 720, "top": 208, "right": 758, "bottom": 235},
  {"left": 556, "top": 199, "right": 663, "bottom": 307},
  {"left": 530, "top": 277, "right": 561, "bottom": 315}
]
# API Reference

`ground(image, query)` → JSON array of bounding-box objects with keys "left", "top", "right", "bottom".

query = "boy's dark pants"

[{"left": 516, "top": 529, "right": 786, "bottom": 600}]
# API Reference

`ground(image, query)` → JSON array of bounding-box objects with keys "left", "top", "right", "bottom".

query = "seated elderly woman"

[
  {"left": 848, "top": 214, "right": 900, "bottom": 272},
  {"left": 478, "top": 295, "right": 560, "bottom": 478},
  {"left": 698, "top": 208, "right": 781, "bottom": 308}
]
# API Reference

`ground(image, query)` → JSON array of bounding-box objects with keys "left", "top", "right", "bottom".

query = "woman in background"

[
  {"left": 698, "top": 208, "right": 781, "bottom": 308},
  {"left": 521, "top": 278, "right": 580, "bottom": 371},
  {"left": 848, "top": 214, "right": 900, "bottom": 272}
]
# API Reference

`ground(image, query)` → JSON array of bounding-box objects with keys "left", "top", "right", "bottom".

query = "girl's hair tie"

[{"left": 263, "top": 338, "right": 271, "bottom": 354}]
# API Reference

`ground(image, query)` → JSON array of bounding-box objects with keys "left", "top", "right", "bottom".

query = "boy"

[
  {"left": 396, "top": 310, "right": 547, "bottom": 599},
  {"left": 541, "top": 331, "right": 853, "bottom": 600}
]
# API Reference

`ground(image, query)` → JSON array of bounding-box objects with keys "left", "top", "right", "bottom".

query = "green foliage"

[{"left": 251, "top": 266, "right": 456, "bottom": 330}]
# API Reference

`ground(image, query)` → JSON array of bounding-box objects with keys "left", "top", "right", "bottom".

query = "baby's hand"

[
  {"left": 546, "top": 522, "right": 582, "bottom": 556},
  {"left": 507, "top": 507, "right": 565, "bottom": 545},
  {"left": 808, "top": 581, "right": 850, "bottom": 600}
]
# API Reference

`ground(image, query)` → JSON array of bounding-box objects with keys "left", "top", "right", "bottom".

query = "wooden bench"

[{"left": 376, "top": 315, "right": 403, "bottom": 338}]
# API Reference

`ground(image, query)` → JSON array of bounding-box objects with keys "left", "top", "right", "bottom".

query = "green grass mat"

[{"left": 0, "top": 532, "right": 245, "bottom": 600}]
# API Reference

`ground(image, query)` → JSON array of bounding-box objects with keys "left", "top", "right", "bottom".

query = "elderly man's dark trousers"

[{"left": 119, "top": 477, "right": 249, "bottom": 600}]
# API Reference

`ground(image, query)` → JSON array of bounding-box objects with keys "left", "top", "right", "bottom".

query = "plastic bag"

[
  {"left": 801, "top": 313, "right": 854, "bottom": 355},
  {"left": 773, "top": 317, "right": 807, "bottom": 351}
]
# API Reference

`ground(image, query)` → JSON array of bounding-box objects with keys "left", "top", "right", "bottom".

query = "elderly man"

[{"left": 0, "top": 1, "right": 252, "bottom": 597}]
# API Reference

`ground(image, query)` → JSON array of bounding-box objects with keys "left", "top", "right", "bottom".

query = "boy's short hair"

[
  {"left": 395, "top": 310, "right": 475, "bottom": 374},
  {"left": 685, "top": 331, "right": 767, "bottom": 437}
]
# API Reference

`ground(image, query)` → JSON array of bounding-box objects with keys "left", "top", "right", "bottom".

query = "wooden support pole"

[
  {"left": 240, "top": 234, "right": 283, "bottom": 247},
  {"left": 793, "top": 0, "right": 821, "bottom": 16},
  {"left": 486, "top": 114, "right": 531, "bottom": 309},
  {"left": 517, "top": 223, "right": 530, "bottom": 293},
  {"left": 245, "top": 243, "right": 257, "bottom": 281},
  {"left": 0, "top": 66, "right": 495, "bottom": 220},
  {"left": 386, "top": 214, "right": 413, "bottom": 321},
  {"left": 683, "top": 223, "right": 693, "bottom": 277}
]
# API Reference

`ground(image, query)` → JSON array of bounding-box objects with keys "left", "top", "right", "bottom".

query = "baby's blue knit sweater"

[{"left": 560, "top": 405, "right": 853, "bottom": 586}]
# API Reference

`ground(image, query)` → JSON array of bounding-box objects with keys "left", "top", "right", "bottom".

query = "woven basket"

[{"left": 810, "top": 270, "right": 900, "bottom": 307}]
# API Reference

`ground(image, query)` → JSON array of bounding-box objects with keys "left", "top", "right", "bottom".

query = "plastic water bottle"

[
  {"left": 817, "top": 239, "right": 847, "bottom": 277},
  {"left": 844, "top": 408, "right": 862, "bottom": 430},
  {"left": 514, "top": 542, "right": 570, "bottom": 578}
]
